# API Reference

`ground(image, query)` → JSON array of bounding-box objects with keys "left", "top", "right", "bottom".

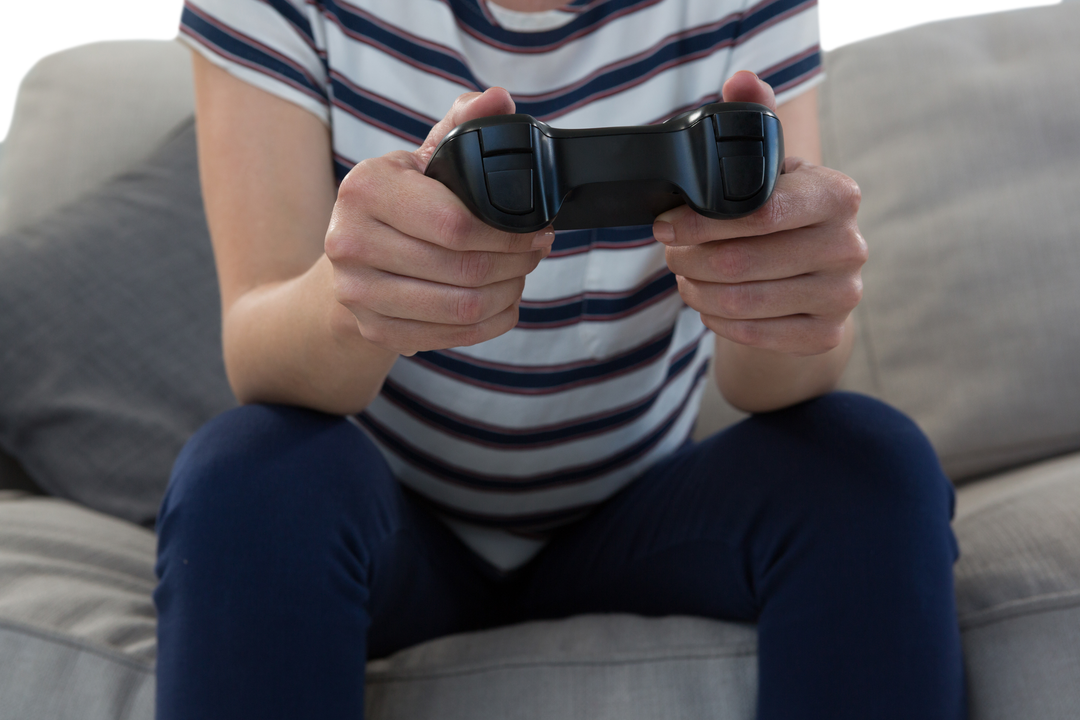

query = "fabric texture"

[
  {"left": 818, "top": 1, "right": 1080, "bottom": 481},
  {"left": 0, "top": 120, "right": 237, "bottom": 526},
  {"left": 179, "top": 0, "right": 824, "bottom": 570}
]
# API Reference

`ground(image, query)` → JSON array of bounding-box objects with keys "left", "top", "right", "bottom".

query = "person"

[{"left": 154, "top": 1, "right": 967, "bottom": 718}]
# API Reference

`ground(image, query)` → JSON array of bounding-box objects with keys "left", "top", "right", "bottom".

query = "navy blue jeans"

[{"left": 154, "top": 392, "right": 966, "bottom": 719}]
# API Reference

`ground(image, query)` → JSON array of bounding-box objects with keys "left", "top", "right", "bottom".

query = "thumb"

[
  {"left": 721, "top": 70, "right": 776, "bottom": 112},
  {"left": 415, "top": 87, "right": 516, "bottom": 170}
]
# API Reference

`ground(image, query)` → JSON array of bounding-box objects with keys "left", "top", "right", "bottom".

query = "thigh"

[
  {"left": 515, "top": 391, "right": 957, "bottom": 623},
  {"left": 155, "top": 404, "right": 504, "bottom": 719}
]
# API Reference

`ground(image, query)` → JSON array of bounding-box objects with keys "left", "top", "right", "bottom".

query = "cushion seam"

[
  {"left": 958, "top": 589, "right": 1080, "bottom": 630},
  {"left": 0, "top": 617, "right": 154, "bottom": 672},
  {"left": 367, "top": 643, "right": 757, "bottom": 684}
]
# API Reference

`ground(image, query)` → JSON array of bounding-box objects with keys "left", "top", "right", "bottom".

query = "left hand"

[{"left": 654, "top": 71, "right": 867, "bottom": 357}]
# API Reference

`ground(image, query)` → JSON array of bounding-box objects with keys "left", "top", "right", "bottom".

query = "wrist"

[{"left": 713, "top": 316, "right": 854, "bottom": 413}]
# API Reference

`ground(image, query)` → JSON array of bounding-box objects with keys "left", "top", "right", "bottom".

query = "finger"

[
  {"left": 665, "top": 223, "right": 867, "bottom": 283},
  {"left": 703, "top": 314, "right": 848, "bottom": 357},
  {"left": 333, "top": 154, "right": 554, "bottom": 254},
  {"left": 415, "top": 87, "right": 516, "bottom": 171},
  {"left": 676, "top": 273, "right": 863, "bottom": 321},
  {"left": 653, "top": 163, "right": 861, "bottom": 246},
  {"left": 338, "top": 265, "right": 526, "bottom": 326},
  {"left": 355, "top": 303, "right": 521, "bottom": 354},
  {"left": 721, "top": 70, "right": 777, "bottom": 112},
  {"left": 357, "top": 225, "right": 548, "bottom": 287}
]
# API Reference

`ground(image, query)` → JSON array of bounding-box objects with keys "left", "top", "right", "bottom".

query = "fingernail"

[
  {"left": 532, "top": 226, "right": 556, "bottom": 249},
  {"left": 653, "top": 220, "right": 675, "bottom": 244}
]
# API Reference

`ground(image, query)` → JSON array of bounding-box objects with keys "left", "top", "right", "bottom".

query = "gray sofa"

[{"left": 2, "top": 4, "right": 1080, "bottom": 718}]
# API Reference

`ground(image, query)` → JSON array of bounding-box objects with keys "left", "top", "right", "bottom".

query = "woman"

[{"left": 155, "top": 1, "right": 967, "bottom": 717}]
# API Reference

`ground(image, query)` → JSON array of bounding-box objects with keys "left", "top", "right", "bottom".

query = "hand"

[
  {"left": 655, "top": 72, "right": 867, "bottom": 357},
  {"left": 324, "top": 88, "right": 554, "bottom": 356}
]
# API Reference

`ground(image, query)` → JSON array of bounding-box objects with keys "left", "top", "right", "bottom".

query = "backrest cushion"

[
  {"left": 0, "top": 119, "right": 236, "bottom": 526},
  {"left": 0, "top": 40, "right": 194, "bottom": 235},
  {"left": 820, "top": 2, "right": 1080, "bottom": 481}
]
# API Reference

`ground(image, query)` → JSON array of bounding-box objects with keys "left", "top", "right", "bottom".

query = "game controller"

[{"left": 424, "top": 101, "right": 784, "bottom": 233}]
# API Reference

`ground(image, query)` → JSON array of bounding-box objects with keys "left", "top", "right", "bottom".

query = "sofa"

[{"left": 2, "top": 3, "right": 1079, "bottom": 718}]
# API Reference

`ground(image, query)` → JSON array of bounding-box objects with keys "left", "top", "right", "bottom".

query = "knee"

[
  {"left": 746, "top": 393, "right": 955, "bottom": 539},
  {"left": 157, "top": 404, "right": 399, "bottom": 563}
]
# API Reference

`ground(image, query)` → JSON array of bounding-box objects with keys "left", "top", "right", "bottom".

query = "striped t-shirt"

[{"left": 180, "top": 0, "right": 823, "bottom": 570}]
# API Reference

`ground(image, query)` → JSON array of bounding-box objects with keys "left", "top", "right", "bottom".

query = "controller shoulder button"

[
  {"left": 480, "top": 124, "right": 533, "bottom": 156},
  {"left": 713, "top": 112, "right": 764, "bottom": 140}
]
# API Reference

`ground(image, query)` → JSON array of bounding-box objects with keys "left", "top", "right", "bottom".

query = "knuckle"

[
  {"left": 725, "top": 319, "right": 762, "bottom": 347},
  {"left": 451, "top": 287, "right": 487, "bottom": 325},
  {"left": 840, "top": 276, "right": 864, "bottom": 310},
  {"left": 457, "top": 321, "right": 490, "bottom": 348},
  {"left": 336, "top": 276, "right": 372, "bottom": 311},
  {"left": 849, "top": 230, "right": 870, "bottom": 266},
  {"left": 833, "top": 173, "right": 862, "bottom": 215},
  {"left": 337, "top": 158, "right": 379, "bottom": 202},
  {"left": 324, "top": 227, "right": 349, "bottom": 263},
  {"left": 458, "top": 251, "right": 495, "bottom": 287},
  {"left": 813, "top": 321, "right": 846, "bottom": 354},
  {"left": 434, "top": 205, "right": 474, "bottom": 250},
  {"left": 749, "top": 194, "right": 786, "bottom": 234},
  {"left": 710, "top": 243, "right": 752, "bottom": 282},
  {"left": 358, "top": 318, "right": 389, "bottom": 347},
  {"left": 717, "top": 283, "right": 757, "bottom": 318}
]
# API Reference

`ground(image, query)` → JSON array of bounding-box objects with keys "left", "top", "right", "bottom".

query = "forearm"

[
  {"left": 223, "top": 254, "right": 398, "bottom": 415},
  {"left": 713, "top": 314, "right": 854, "bottom": 413}
]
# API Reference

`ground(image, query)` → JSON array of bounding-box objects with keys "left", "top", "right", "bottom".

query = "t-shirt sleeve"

[
  {"left": 179, "top": 0, "right": 331, "bottom": 124},
  {"left": 726, "top": 0, "right": 824, "bottom": 106}
]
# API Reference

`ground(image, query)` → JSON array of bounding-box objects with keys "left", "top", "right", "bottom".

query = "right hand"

[{"left": 324, "top": 87, "right": 554, "bottom": 356}]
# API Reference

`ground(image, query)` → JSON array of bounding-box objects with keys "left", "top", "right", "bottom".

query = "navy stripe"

[
  {"left": 517, "top": 271, "right": 676, "bottom": 327},
  {"left": 323, "top": 0, "right": 480, "bottom": 90},
  {"left": 412, "top": 327, "right": 675, "bottom": 391},
  {"left": 322, "top": 5, "right": 744, "bottom": 122},
  {"left": 761, "top": 50, "right": 821, "bottom": 92},
  {"left": 330, "top": 76, "right": 433, "bottom": 143},
  {"left": 260, "top": 0, "right": 315, "bottom": 44},
  {"left": 447, "top": 0, "right": 664, "bottom": 51},
  {"left": 181, "top": 5, "right": 326, "bottom": 101},
  {"left": 381, "top": 332, "right": 705, "bottom": 448},
  {"left": 355, "top": 360, "right": 707, "bottom": 492},
  {"left": 740, "top": 0, "right": 817, "bottom": 42},
  {"left": 511, "top": 20, "right": 743, "bottom": 118}
]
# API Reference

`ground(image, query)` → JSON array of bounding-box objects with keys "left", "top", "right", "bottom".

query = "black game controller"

[{"left": 425, "top": 101, "right": 784, "bottom": 233}]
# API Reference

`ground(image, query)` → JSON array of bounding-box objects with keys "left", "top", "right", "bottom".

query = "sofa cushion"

[
  {"left": 0, "top": 493, "right": 155, "bottom": 720},
  {"left": 4, "top": 450, "right": 1080, "bottom": 720},
  {"left": 953, "top": 451, "right": 1080, "bottom": 720},
  {"left": 818, "top": 1, "right": 1080, "bottom": 481},
  {"left": 0, "top": 120, "right": 236, "bottom": 526}
]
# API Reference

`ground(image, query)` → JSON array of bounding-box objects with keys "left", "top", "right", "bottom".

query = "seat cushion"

[
  {"left": 953, "top": 452, "right": 1080, "bottom": 720},
  {"left": 4, "top": 451, "right": 1080, "bottom": 720}
]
